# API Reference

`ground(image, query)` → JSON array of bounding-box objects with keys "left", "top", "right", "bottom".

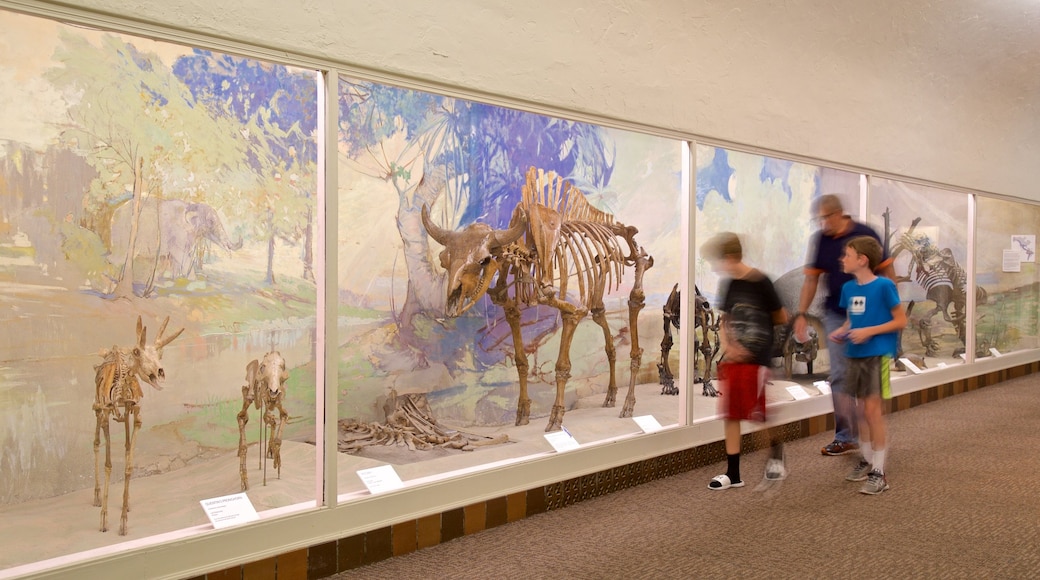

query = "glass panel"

[
  {"left": 335, "top": 77, "right": 683, "bottom": 496},
  {"left": 693, "top": 145, "right": 862, "bottom": 420},
  {"left": 868, "top": 178, "right": 971, "bottom": 368},
  {"left": 0, "top": 10, "right": 319, "bottom": 569},
  {"left": 975, "top": 197, "right": 1040, "bottom": 353}
]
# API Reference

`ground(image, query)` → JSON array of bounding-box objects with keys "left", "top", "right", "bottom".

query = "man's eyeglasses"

[{"left": 817, "top": 211, "right": 840, "bottom": 222}]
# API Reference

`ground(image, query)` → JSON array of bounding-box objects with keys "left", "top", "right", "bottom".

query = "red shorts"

[{"left": 717, "top": 361, "right": 767, "bottom": 422}]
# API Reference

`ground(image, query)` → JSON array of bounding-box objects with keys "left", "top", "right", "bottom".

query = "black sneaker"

[{"left": 821, "top": 440, "right": 860, "bottom": 456}]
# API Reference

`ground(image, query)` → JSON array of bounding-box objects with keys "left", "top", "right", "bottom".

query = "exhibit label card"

[
  {"left": 200, "top": 492, "right": 259, "bottom": 530},
  {"left": 989, "top": 348, "right": 1002, "bottom": 358},
  {"left": 813, "top": 380, "right": 831, "bottom": 395},
  {"left": 899, "top": 357, "right": 923, "bottom": 375},
  {"left": 633, "top": 415, "right": 663, "bottom": 433},
  {"left": 544, "top": 428, "right": 580, "bottom": 452},
  {"left": 785, "top": 385, "right": 811, "bottom": 400},
  {"left": 357, "top": 464, "right": 405, "bottom": 494},
  {"left": 1002, "top": 249, "right": 1021, "bottom": 273}
]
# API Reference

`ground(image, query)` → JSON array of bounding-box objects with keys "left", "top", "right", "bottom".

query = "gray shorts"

[{"left": 846, "top": 355, "right": 892, "bottom": 400}]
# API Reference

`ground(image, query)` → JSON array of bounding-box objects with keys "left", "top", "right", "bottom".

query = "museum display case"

[
  {"left": 867, "top": 178, "right": 971, "bottom": 371},
  {"left": 0, "top": 4, "right": 1037, "bottom": 579},
  {"left": 974, "top": 197, "right": 1040, "bottom": 354},
  {"left": 333, "top": 74, "right": 687, "bottom": 497},
  {"left": 0, "top": 9, "right": 321, "bottom": 571}
]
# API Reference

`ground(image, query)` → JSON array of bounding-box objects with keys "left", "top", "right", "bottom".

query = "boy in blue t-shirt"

[{"left": 828, "top": 236, "right": 906, "bottom": 495}]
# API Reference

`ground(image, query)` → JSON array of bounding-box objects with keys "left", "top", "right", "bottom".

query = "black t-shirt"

[{"left": 720, "top": 271, "right": 783, "bottom": 366}]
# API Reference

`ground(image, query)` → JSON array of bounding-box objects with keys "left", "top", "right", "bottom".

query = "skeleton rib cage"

[{"left": 513, "top": 167, "right": 630, "bottom": 309}]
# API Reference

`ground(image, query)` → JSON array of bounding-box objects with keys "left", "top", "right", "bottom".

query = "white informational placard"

[
  {"left": 1002, "top": 249, "right": 1021, "bottom": 273},
  {"left": 899, "top": 357, "right": 923, "bottom": 375},
  {"left": 813, "top": 380, "right": 832, "bottom": 395},
  {"left": 959, "top": 353, "right": 967, "bottom": 361},
  {"left": 544, "top": 428, "right": 580, "bottom": 452},
  {"left": 633, "top": 415, "right": 663, "bottom": 433},
  {"left": 199, "top": 493, "right": 259, "bottom": 530},
  {"left": 989, "top": 348, "right": 1003, "bottom": 358},
  {"left": 356, "top": 464, "right": 405, "bottom": 494},
  {"left": 785, "top": 385, "right": 811, "bottom": 400},
  {"left": 937, "top": 362, "right": 948, "bottom": 369}
]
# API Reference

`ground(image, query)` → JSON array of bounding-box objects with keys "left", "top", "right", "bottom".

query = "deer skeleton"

[
  {"left": 92, "top": 316, "right": 183, "bottom": 535},
  {"left": 237, "top": 351, "right": 289, "bottom": 491},
  {"left": 422, "top": 167, "right": 653, "bottom": 432}
]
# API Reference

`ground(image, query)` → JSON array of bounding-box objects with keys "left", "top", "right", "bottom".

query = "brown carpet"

[{"left": 329, "top": 375, "right": 1040, "bottom": 579}]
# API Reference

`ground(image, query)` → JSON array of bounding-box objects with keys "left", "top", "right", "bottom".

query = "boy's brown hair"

[
  {"left": 846, "top": 236, "right": 882, "bottom": 271},
  {"left": 701, "top": 232, "right": 743, "bottom": 261}
]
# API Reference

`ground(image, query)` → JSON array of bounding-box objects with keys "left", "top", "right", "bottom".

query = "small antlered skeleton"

[{"left": 92, "top": 316, "right": 183, "bottom": 535}]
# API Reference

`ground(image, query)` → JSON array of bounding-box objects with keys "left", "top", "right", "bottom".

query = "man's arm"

[{"left": 793, "top": 271, "right": 820, "bottom": 341}]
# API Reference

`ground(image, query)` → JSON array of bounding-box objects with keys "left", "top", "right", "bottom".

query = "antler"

[{"left": 155, "top": 316, "right": 185, "bottom": 352}]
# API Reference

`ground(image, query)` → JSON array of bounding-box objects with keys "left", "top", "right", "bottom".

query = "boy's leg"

[
  {"left": 763, "top": 425, "right": 787, "bottom": 480},
  {"left": 862, "top": 395, "right": 887, "bottom": 471}
]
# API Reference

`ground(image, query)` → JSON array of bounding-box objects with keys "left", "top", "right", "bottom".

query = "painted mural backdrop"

[
  {"left": 694, "top": 145, "right": 861, "bottom": 313},
  {"left": 975, "top": 197, "right": 1040, "bottom": 353},
  {"left": 0, "top": 9, "right": 318, "bottom": 555},
  {"left": 336, "top": 76, "right": 683, "bottom": 437},
  {"left": 868, "top": 178, "right": 970, "bottom": 363}
]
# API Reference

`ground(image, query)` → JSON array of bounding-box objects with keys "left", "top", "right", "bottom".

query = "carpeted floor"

[{"left": 328, "top": 374, "right": 1040, "bottom": 579}]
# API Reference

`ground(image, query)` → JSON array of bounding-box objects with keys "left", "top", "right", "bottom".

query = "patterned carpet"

[{"left": 328, "top": 374, "right": 1040, "bottom": 579}]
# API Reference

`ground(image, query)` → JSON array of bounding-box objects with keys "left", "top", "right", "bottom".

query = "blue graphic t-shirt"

[{"left": 838, "top": 276, "right": 900, "bottom": 358}]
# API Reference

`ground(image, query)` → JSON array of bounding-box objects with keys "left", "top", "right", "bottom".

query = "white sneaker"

[{"left": 764, "top": 458, "right": 787, "bottom": 481}]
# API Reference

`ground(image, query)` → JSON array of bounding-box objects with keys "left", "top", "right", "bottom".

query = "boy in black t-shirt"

[{"left": 702, "top": 233, "right": 789, "bottom": 490}]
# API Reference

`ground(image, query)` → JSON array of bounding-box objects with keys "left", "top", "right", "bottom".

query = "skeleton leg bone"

[
  {"left": 99, "top": 410, "right": 112, "bottom": 533},
  {"left": 119, "top": 402, "right": 140, "bottom": 536},
  {"left": 619, "top": 246, "right": 651, "bottom": 418},
  {"left": 590, "top": 307, "right": 618, "bottom": 407},
  {"left": 548, "top": 307, "right": 585, "bottom": 432},
  {"left": 236, "top": 385, "right": 252, "bottom": 491},
  {"left": 502, "top": 299, "right": 531, "bottom": 426}
]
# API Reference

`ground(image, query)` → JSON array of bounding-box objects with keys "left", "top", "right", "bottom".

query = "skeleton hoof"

[
  {"left": 545, "top": 405, "right": 565, "bottom": 432},
  {"left": 515, "top": 400, "right": 531, "bottom": 426}
]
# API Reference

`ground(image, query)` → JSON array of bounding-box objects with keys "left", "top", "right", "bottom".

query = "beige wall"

[{"left": 31, "top": 0, "right": 1040, "bottom": 203}]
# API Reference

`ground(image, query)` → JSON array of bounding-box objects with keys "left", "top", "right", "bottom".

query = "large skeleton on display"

[
  {"left": 237, "top": 351, "right": 290, "bottom": 491},
  {"left": 892, "top": 218, "right": 986, "bottom": 357},
  {"left": 421, "top": 167, "right": 653, "bottom": 432},
  {"left": 658, "top": 284, "right": 721, "bottom": 397},
  {"left": 92, "top": 316, "right": 183, "bottom": 535}
]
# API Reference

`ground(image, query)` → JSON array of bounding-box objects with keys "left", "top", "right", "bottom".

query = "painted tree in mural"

[
  {"left": 173, "top": 52, "right": 318, "bottom": 285},
  {"left": 46, "top": 32, "right": 246, "bottom": 298},
  {"left": 337, "top": 79, "right": 615, "bottom": 365}
]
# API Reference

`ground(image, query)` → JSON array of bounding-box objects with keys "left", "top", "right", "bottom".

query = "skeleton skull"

[
  {"left": 421, "top": 204, "right": 527, "bottom": 317},
  {"left": 134, "top": 316, "right": 184, "bottom": 391}
]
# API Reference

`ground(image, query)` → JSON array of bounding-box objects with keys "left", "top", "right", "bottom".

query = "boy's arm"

[
  {"left": 828, "top": 319, "right": 850, "bottom": 343},
  {"left": 846, "top": 304, "right": 908, "bottom": 344},
  {"left": 718, "top": 313, "right": 753, "bottom": 362}
]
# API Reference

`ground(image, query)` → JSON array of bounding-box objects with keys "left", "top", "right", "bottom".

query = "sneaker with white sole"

[
  {"left": 859, "top": 470, "right": 889, "bottom": 495},
  {"left": 846, "top": 459, "right": 872, "bottom": 482},
  {"left": 764, "top": 458, "right": 787, "bottom": 480}
]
